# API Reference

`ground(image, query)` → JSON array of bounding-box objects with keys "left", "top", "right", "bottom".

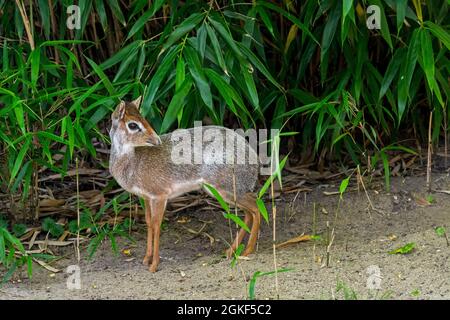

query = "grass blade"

[
  {"left": 161, "top": 12, "right": 204, "bottom": 53},
  {"left": 142, "top": 46, "right": 178, "bottom": 117},
  {"left": 86, "top": 57, "right": 116, "bottom": 96},
  {"left": 126, "top": 0, "right": 165, "bottom": 40},
  {"left": 223, "top": 213, "right": 250, "bottom": 233},
  {"left": 203, "top": 183, "right": 230, "bottom": 213},
  {"left": 9, "top": 136, "right": 31, "bottom": 185},
  {"left": 159, "top": 77, "right": 192, "bottom": 133}
]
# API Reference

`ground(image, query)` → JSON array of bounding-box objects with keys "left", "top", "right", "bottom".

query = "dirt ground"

[{"left": 2, "top": 173, "right": 450, "bottom": 300}]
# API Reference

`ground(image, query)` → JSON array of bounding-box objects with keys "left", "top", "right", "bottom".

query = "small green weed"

[
  {"left": 389, "top": 242, "right": 416, "bottom": 254},
  {"left": 248, "top": 268, "right": 293, "bottom": 300}
]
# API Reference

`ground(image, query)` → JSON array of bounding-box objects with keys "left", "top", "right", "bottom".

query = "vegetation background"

[{"left": 0, "top": 0, "right": 449, "bottom": 282}]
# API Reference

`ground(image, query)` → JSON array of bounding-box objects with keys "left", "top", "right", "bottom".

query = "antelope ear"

[
  {"left": 131, "top": 96, "right": 142, "bottom": 109},
  {"left": 118, "top": 100, "right": 126, "bottom": 119}
]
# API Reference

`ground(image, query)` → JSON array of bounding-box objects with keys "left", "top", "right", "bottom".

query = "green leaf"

[
  {"left": 419, "top": 29, "right": 436, "bottom": 96},
  {"left": 2, "top": 38, "right": 9, "bottom": 72},
  {"left": 372, "top": 0, "right": 393, "bottom": 50},
  {"left": 95, "top": 0, "right": 108, "bottom": 30},
  {"left": 175, "top": 57, "right": 185, "bottom": 91},
  {"left": 209, "top": 17, "right": 244, "bottom": 59},
  {"left": 0, "top": 231, "right": 5, "bottom": 263},
  {"left": 339, "top": 176, "right": 350, "bottom": 197},
  {"left": 108, "top": 233, "right": 118, "bottom": 255},
  {"left": 126, "top": 0, "right": 165, "bottom": 40},
  {"left": 230, "top": 243, "right": 244, "bottom": 267},
  {"left": 256, "top": 198, "right": 269, "bottom": 224},
  {"left": 37, "top": 0, "right": 50, "bottom": 37},
  {"left": 75, "top": 0, "right": 93, "bottom": 39},
  {"left": 12, "top": 224, "right": 27, "bottom": 237},
  {"left": 256, "top": 6, "right": 275, "bottom": 38},
  {"left": 379, "top": 48, "right": 406, "bottom": 100},
  {"left": 205, "top": 69, "right": 237, "bottom": 115},
  {"left": 389, "top": 242, "right": 415, "bottom": 254},
  {"left": 382, "top": 144, "right": 418, "bottom": 155},
  {"left": 435, "top": 226, "right": 446, "bottom": 237},
  {"left": 86, "top": 57, "right": 116, "bottom": 96},
  {"left": 42, "top": 217, "right": 57, "bottom": 234},
  {"left": 99, "top": 41, "right": 142, "bottom": 70},
  {"left": 223, "top": 213, "right": 250, "bottom": 233},
  {"left": 238, "top": 43, "right": 284, "bottom": 92},
  {"left": 159, "top": 77, "right": 193, "bottom": 133},
  {"left": 2, "top": 228, "right": 25, "bottom": 253},
  {"left": 40, "top": 40, "right": 93, "bottom": 46},
  {"left": 196, "top": 23, "right": 207, "bottom": 60},
  {"left": 30, "top": 48, "right": 40, "bottom": 88},
  {"left": 248, "top": 268, "right": 293, "bottom": 300},
  {"left": 203, "top": 183, "right": 230, "bottom": 213},
  {"left": 107, "top": 0, "right": 126, "bottom": 26},
  {"left": 9, "top": 136, "right": 31, "bottom": 185},
  {"left": 258, "top": 155, "right": 288, "bottom": 199},
  {"left": 380, "top": 150, "right": 390, "bottom": 191},
  {"left": 88, "top": 233, "right": 106, "bottom": 260},
  {"left": 341, "top": 0, "right": 354, "bottom": 44},
  {"left": 13, "top": 101, "right": 26, "bottom": 135},
  {"left": 66, "top": 116, "right": 75, "bottom": 158},
  {"left": 271, "top": 96, "right": 286, "bottom": 129},
  {"left": 420, "top": 29, "right": 434, "bottom": 80},
  {"left": 205, "top": 23, "right": 227, "bottom": 74},
  {"left": 321, "top": 2, "right": 341, "bottom": 62},
  {"left": 161, "top": 12, "right": 204, "bottom": 53},
  {"left": 184, "top": 46, "right": 214, "bottom": 116},
  {"left": 425, "top": 21, "right": 450, "bottom": 51},
  {"left": 397, "top": 28, "right": 419, "bottom": 125},
  {"left": 136, "top": 45, "right": 146, "bottom": 78},
  {"left": 10, "top": 161, "right": 32, "bottom": 193},
  {"left": 248, "top": 271, "right": 261, "bottom": 300},
  {"left": 142, "top": 46, "right": 178, "bottom": 117},
  {"left": 38, "top": 131, "right": 68, "bottom": 145},
  {"left": 257, "top": 1, "right": 318, "bottom": 45},
  {"left": 242, "top": 64, "right": 259, "bottom": 110},
  {"left": 204, "top": 68, "right": 251, "bottom": 125},
  {"left": 113, "top": 46, "right": 139, "bottom": 81},
  {"left": 342, "top": 0, "right": 354, "bottom": 22},
  {"left": 396, "top": 0, "right": 407, "bottom": 33}
]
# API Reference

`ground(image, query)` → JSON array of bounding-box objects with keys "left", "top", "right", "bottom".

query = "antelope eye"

[{"left": 128, "top": 122, "right": 139, "bottom": 131}]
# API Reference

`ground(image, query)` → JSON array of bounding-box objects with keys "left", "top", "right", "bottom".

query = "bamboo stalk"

[
  {"left": 76, "top": 157, "right": 80, "bottom": 263},
  {"left": 47, "top": 0, "right": 60, "bottom": 63},
  {"left": 444, "top": 106, "right": 447, "bottom": 168},
  {"left": 270, "top": 140, "right": 279, "bottom": 299},
  {"left": 15, "top": 0, "right": 35, "bottom": 50},
  {"left": 427, "top": 111, "right": 433, "bottom": 192}
]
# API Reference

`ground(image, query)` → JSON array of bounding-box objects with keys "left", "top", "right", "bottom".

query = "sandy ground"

[{"left": 1, "top": 174, "right": 450, "bottom": 300}]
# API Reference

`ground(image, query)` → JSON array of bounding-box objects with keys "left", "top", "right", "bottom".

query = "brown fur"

[{"left": 109, "top": 98, "right": 260, "bottom": 272}]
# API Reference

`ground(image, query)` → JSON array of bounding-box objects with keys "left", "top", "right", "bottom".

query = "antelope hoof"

[
  {"left": 142, "top": 255, "right": 152, "bottom": 266},
  {"left": 149, "top": 263, "right": 158, "bottom": 273}
]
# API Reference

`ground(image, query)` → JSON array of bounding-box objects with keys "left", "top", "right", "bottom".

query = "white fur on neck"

[{"left": 111, "top": 134, "right": 134, "bottom": 156}]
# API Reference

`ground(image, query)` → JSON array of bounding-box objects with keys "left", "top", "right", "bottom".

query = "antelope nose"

[{"left": 147, "top": 136, "right": 161, "bottom": 146}]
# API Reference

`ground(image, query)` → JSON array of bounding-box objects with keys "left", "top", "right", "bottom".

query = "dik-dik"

[{"left": 109, "top": 97, "right": 260, "bottom": 272}]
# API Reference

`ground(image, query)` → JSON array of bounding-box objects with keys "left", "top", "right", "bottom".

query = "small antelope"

[{"left": 109, "top": 97, "right": 260, "bottom": 272}]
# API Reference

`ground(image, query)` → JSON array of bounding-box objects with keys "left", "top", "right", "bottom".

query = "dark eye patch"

[{"left": 128, "top": 122, "right": 140, "bottom": 131}]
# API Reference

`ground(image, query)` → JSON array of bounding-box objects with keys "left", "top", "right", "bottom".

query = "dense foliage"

[{"left": 0, "top": 0, "right": 449, "bottom": 213}]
